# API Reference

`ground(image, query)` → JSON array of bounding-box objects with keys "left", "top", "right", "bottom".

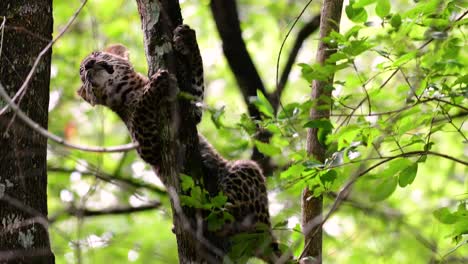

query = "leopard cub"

[{"left": 78, "top": 25, "right": 282, "bottom": 262}]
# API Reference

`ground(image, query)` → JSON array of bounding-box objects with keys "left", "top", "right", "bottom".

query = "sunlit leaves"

[
  {"left": 369, "top": 158, "right": 419, "bottom": 201},
  {"left": 434, "top": 203, "right": 468, "bottom": 243},
  {"left": 180, "top": 174, "right": 231, "bottom": 232},
  {"left": 392, "top": 51, "right": 418, "bottom": 67},
  {"left": 255, "top": 140, "right": 281, "bottom": 156},
  {"left": 253, "top": 90, "right": 274, "bottom": 118},
  {"left": 390, "top": 14, "right": 402, "bottom": 29},
  {"left": 375, "top": 0, "right": 391, "bottom": 18},
  {"left": 398, "top": 163, "right": 418, "bottom": 187},
  {"left": 370, "top": 175, "right": 398, "bottom": 201},
  {"left": 346, "top": 0, "right": 368, "bottom": 23},
  {"left": 304, "top": 119, "right": 334, "bottom": 145},
  {"left": 299, "top": 63, "right": 338, "bottom": 82},
  {"left": 180, "top": 173, "right": 195, "bottom": 191},
  {"left": 280, "top": 163, "right": 305, "bottom": 179}
]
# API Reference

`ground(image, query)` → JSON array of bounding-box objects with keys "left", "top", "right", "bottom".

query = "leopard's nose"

[{"left": 84, "top": 59, "right": 95, "bottom": 70}]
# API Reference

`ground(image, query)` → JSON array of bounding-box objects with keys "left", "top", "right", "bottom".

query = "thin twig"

[
  {"left": 49, "top": 201, "right": 162, "bottom": 223},
  {"left": 272, "top": 14, "right": 320, "bottom": 109},
  {"left": 0, "top": 82, "right": 138, "bottom": 153},
  {"left": 0, "top": 0, "right": 89, "bottom": 116},
  {"left": 0, "top": 16, "right": 5, "bottom": 60},
  {"left": 275, "top": 0, "right": 314, "bottom": 93}
]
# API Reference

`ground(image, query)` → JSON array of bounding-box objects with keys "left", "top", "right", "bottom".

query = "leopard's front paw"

[
  {"left": 173, "top": 24, "right": 196, "bottom": 55},
  {"left": 149, "top": 69, "right": 179, "bottom": 100}
]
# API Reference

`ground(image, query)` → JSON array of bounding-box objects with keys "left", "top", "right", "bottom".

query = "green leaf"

[
  {"left": 336, "top": 125, "right": 361, "bottom": 150},
  {"left": 180, "top": 195, "right": 202, "bottom": 208},
  {"left": 280, "top": 163, "right": 305, "bottom": 179},
  {"left": 381, "top": 158, "right": 412, "bottom": 178},
  {"left": 299, "top": 63, "right": 338, "bottom": 82},
  {"left": 207, "top": 212, "right": 224, "bottom": 231},
  {"left": 370, "top": 176, "right": 398, "bottom": 201},
  {"left": 346, "top": 1, "right": 368, "bottom": 23},
  {"left": 398, "top": 163, "right": 418, "bottom": 187},
  {"left": 305, "top": 119, "right": 334, "bottom": 145},
  {"left": 327, "top": 52, "right": 348, "bottom": 63},
  {"left": 343, "top": 39, "right": 373, "bottom": 57},
  {"left": 211, "top": 193, "right": 228, "bottom": 208},
  {"left": 273, "top": 220, "right": 289, "bottom": 228},
  {"left": 180, "top": 174, "right": 194, "bottom": 192},
  {"left": 392, "top": 51, "right": 418, "bottom": 67},
  {"left": 277, "top": 102, "right": 300, "bottom": 119},
  {"left": 253, "top": 90, "right": 274, "bottom": 118},
  {"left": 255, "top": 140, "right": 281, "bottom": 156},
  {"left": 375, "top": 0, "right": 391, "bottom": 18},
  {"left": 390, "top": 14, "right": 401, "bottom": 29},
  {"left": 321, "top": 170, "right": 337, "bottom": 185},
  {"left": 303, "top": 119, "right": 334, "bottom": 130},
  {"left": 434, "top": 208, "right": 458, "bottom": 224},
  {"left": 353, "top": 0, "right": 376, "bottom": 8},
  {"left": 239, "top": 113, "right": 257, "bottom": 135},
  {"left": 344, "top": 25, "right": 363, "bottom": 40},
  {"left": 209, "top": 106, "right": 225, "bottom": 129}
]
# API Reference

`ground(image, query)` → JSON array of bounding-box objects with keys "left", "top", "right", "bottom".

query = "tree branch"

[
  {"left": 209, "top": 0, "right": 266, "bottom": 119},
  {"left": 47, "top": 166, "right": 167, "bottom": 195},
  {"left": 49, "top": 201, "right": 162, "bottom": 223}
]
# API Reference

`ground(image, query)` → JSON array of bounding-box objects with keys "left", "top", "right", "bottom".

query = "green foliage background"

[{"left": 48, "top": 0, "right": 467, "bottom": 263}]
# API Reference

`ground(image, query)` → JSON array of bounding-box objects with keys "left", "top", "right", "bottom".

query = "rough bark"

[
  {"left": 302, "top": 0, "right": 344, "bottom": 262},
  {"left": 135, "top": 1, "right": 223, "bottom": 262},
  {"left": 0, "top": 1, "right": 55, "bottom": 263}
]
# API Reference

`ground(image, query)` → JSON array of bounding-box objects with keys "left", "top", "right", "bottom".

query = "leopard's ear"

[{"left": 104, "top": 44, "right": 129, "bottom": 60}]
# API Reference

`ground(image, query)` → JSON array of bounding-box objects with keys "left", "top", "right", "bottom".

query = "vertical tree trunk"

[
  {"left": 302, "top": 0, "right": 344, "bottom": 262},
  {"left": 0, "top": 1, "right": 55, "bottom": 264},
  {"left": 135, "top": 1, "right": 223, "bottom": 263}
]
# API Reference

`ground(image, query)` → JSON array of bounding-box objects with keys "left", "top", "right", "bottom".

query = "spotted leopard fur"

[{"left": 78, "top": 25, "right": 281, "bottom": 262}]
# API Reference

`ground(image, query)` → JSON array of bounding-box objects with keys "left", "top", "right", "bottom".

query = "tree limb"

[
  {"left": 209, "top": 0, "right": 266, "bottom": 119},
  {"left": 49, "top": 201, "right": 162, "bottom": 223}
]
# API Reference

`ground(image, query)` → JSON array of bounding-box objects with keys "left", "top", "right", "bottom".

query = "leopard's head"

[{"left": 78, "top": 44, "right": 136, "bottom": 106}]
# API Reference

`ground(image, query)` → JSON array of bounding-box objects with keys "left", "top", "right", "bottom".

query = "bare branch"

[{"left": 49, "top": 201, "right": 162, "bottom": 223}]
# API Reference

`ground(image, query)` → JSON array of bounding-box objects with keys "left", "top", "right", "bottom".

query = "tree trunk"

[
  {"left": 302, "top": 0, "right": 344, "bottom": 262},
  {"left": 0, "top": 1, "right": 55, "bottom": 263},
  {"left": 135, "top": 1, "right": 223, "bottom": 263}
]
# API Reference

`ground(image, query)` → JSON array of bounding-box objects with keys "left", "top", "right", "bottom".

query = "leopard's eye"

[{"left": 101, "top": 62, "right": 114, "bottom": 74}]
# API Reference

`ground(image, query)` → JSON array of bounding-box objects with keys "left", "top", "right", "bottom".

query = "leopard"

[{"left": 78, "top": 25, "right": 283, "bottom": 262}]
